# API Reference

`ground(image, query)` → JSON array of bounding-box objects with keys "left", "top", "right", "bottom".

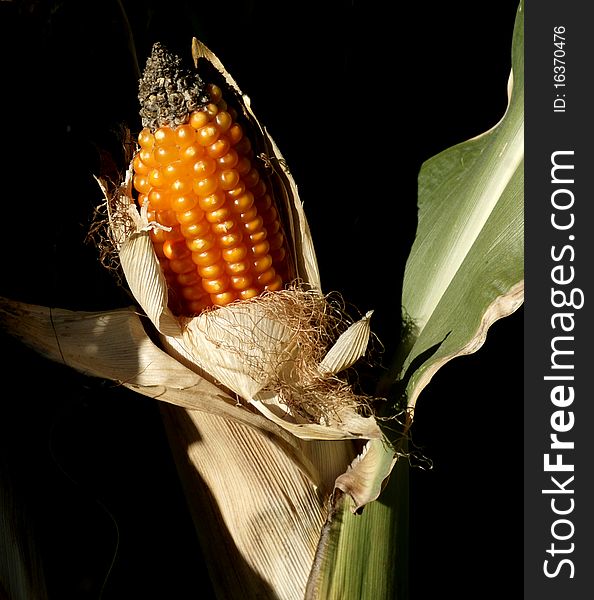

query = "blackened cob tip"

[{"left": 138, "top": 42, "right": 210, "bottom": 131}]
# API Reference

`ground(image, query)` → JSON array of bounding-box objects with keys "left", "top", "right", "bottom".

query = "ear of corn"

[
  {"left": 0, "top": 38, "right": 399, "bottom": 600},
  {"left": 132, "top": 43, "right": 291, "bottom": 315}
]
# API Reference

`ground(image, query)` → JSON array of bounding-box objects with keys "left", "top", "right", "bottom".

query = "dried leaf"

[
  {"left": 161, "top": 406, "right": 328, "bottom": 599},
  {"left": 319, "top": 311, "right": 373, "bottom": 375},
  {"left": 175, "top": 301, "right": 296, "bottom": 400},
  {"left": 250, "top": 396, "right": 382, "bottom": 441},
  {"left": 334, "top": 439, "right": 398, "bottom": 513},
  {"left": 119, "top": 231, "right": 180, "bottom": 337},
  {"left": 0, "top": 296, "right": 330, "bottom": 483},
  {"left": 0, "top": 298, "right": 188, "bottom": 388}
]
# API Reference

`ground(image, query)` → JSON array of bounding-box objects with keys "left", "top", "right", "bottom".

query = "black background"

[{"left": 0, "top": 1, "right": 522, "bottom": 598}]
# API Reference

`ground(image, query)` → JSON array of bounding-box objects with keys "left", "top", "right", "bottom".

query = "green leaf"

[
  {"left": 315, "top": 4, "right": 525, "bottom": 598},
  {"left": 399, "top": 2, "right": 524, "bottom": 410}
]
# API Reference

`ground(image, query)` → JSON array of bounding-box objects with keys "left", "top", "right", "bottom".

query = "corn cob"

[{"left": 132, "top": 43, "right": 290, "bottom": 315}]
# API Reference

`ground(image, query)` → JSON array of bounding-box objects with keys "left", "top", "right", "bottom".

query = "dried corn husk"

[
  {"left": 102, "top": 40, "right": 386, "bottom": 446},
  {"left": 0, "top": 38, "right": 400, "bottom": 600}
]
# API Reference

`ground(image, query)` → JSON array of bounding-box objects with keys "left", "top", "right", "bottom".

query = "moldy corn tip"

[
  {"left": 133, "top": 43, "right": 291, "bottom": 315},
  {"left": 138, "top": 42, "right": 210, "bottom": 130}
]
